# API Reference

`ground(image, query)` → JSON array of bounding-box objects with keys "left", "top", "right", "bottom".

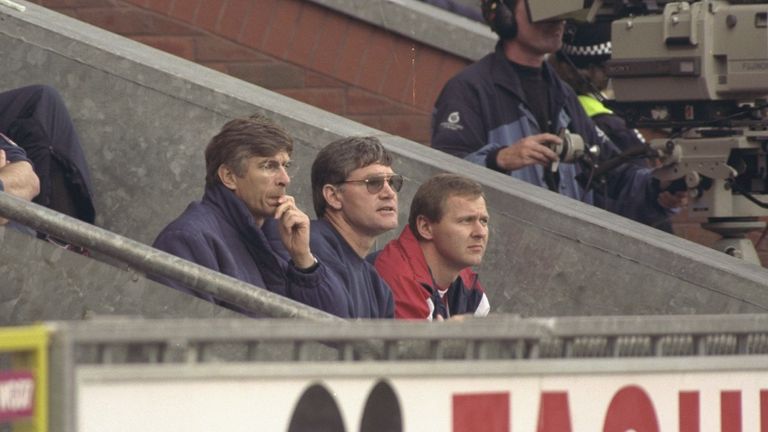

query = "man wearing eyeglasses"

[
  {"left": 152, "top": 115, "right": 349, "bottom": 317},
  {"left": 372, "top": 174, "right": 490, "bottom": 320},
  {"left": 307, "top": 136, "right": 399, "bottom": 318}
]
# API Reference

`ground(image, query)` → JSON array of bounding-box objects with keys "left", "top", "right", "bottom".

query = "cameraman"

[
  {"left": 431, "top": 0, "right": 686, "bottom": 221},
  {"left": 551, "top": 20, "right": 679, "bottom": 232}
]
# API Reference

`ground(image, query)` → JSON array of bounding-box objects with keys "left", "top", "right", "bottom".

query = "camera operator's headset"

[{"left": 481, "top": 0, "right": 519, "bottom": 39}]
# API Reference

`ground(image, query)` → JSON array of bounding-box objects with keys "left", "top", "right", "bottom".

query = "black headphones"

[{"left": 482, "top": 0, "right": 518, "bottom": 40}]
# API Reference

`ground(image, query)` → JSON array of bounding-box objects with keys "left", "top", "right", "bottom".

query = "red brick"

[
  {"left": 217, "top": 0, "right": 252, "bottom": 41},
  {"left": 285, "top": 2, "right": 327, "bottom": 66},
  {"left": 262, "top": 0, "right": 302, "bottom": 59},
  {"left": 347, "top": 88, "right": 401, "bottom": 115},
  {"left": 400, "top": 76, "right": 420, "bottom": 108},
  {"left": 202, "top": 62, "right": 230, "bottom": 73},
  {"left": 380, "top": 114, "right": 432, "bottom": 144},
  {"left": 133, "top": 35, "right": 195, "bottom": 60},
  {"left": 380, "top": 36, "right": 417, "bottom": 104},
  {"left": 227, "top": 62, "right": 305, "bottom": 89},
  {"left": 280, "top": 88, "right": 346, "bottom": 114},
  {"left": 677, "top": 224, "right": 719, "bottom": 247},
  {"left": 195, "top": 0, "right": 225, "bottom": 32},
  {"left": 238, "top": 0, "right": 277, "bottom": 50},
  {"left": 410, "top": 45, "right": 447, "bottom": 111},
  {"left": 357, "top": 31, "right": 395, "bottom": 92},
  {"left": 145, "top": 0, "right": 174, "bottom": 14},
  {"left": 169, "top": 0, "right": 202, "bottom": 24},
  {"left": 424, "top": 54, "right": 470, "bottom": 110},
  {"left": 305, "top": 72, "right": 346, "bottom": 88},
  {"left": 310, "top": 12, "right": 349, "bottom": 76},
  {"left": 76, "top": 8, "right": 200, "bottom": 36},
  {"left": 437, "top": 54, "right": 471, "bottom": 83},
  {"left": 334, "top": 19, "right": 374, "bottom": 84},
  {"left": 348, "top": 115, "right": 383, "bottom": 132},
  {"left": 194, "top": 36, "right": 270, "bottom": 62}
]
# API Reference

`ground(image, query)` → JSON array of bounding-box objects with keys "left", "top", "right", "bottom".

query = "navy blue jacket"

[
  {"left": 152, "top": 183, "right": 351, "bottom": 317},
  {"left": 296, "top": 219, "right": 394, "bottom": 319},
  {"left": 581, "top": 95, "right": 674, "bottom": 232},
  {"left": 310, "top": 219, "right": 395, "bottom": 318},
  {"left": 431, "top": 43, "right": 663, "bottom": 219},
  {"left": 0, "top": 133, "right": 31, "bottom": 164},
  {"left": 0, "top": 85, "right": 95, "bottom": 223},
  {"left": 0, "top": 133, "right": 36, "bottom": 233}
]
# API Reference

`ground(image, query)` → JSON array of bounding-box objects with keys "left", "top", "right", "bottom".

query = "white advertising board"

[{"left": 76, "top": 357, "right": 768, "bottom": 432}]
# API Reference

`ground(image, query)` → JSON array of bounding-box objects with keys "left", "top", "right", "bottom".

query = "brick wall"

[
  {"left": 671, "top": 213, "right": 768, "bottom": 264},
  {"left": 31, "top": 0, "right": 469, "bottom": 145},
  {"left": 28, "top": 0, "right": 768, "bottom": 265}
]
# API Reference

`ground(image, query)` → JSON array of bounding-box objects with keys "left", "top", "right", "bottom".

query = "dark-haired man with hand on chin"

[{"left": 153, "top": 115, "right": 348, "bottom": 317}]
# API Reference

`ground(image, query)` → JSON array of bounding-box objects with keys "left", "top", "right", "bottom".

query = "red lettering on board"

[
  {"left": 721, "top": 391, "right": 741, "bottom": 432},
  {"left": 679, "top": 391, "right": 700, "bottom": 432},
  {"left": 537, "top": 391, "right": 571, "bottom": 432},
  {"left": 0, "top": 371, "right": 35, "bottom": 422},
  {"left": 761, "top": 390, "right": 768, "bottom": 432},
  {"left": 603, "top": 385, "right": 660, "bottom": 432},
  {"left": 452, "top": 392, "right": 509, "bottom": 432}
]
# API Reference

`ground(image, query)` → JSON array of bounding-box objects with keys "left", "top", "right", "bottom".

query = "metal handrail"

[
  {"left": 0, "top": 191, "right": 340, "bottom": 321},
  {"left": 45, "top": 314, "right": 768, "bottom": 363}
]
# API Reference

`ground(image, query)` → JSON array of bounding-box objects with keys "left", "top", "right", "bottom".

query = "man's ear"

[
  {"left": 218, "top": 165, "right": 237, "bottom": 191},
  {"left": 322, "top": 184, "right": 343, "bottom": 211},
  {"left": 416, "top": 215, "right": 434, "bottom": 240}
]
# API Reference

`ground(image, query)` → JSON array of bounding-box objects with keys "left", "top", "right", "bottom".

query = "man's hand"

[
  {"left": 495, "top": 133, "right": 561, "bottom": 171},
  {"left": 658, "top": 190, "right": 688, "bottom": 210},
  {"left": 273, "top": 195, "right": 316, "bottom": 270}
]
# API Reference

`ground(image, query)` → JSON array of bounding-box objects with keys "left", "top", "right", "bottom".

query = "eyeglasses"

[{"left": 340, "top": 174, "right": 404, "bottom": 194}]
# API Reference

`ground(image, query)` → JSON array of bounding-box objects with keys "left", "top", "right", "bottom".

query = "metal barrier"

[
  {"left": 46, "top": 314, "right": 768, "bottom": 364},
  {"left": 0, "top": 191, "right": 338, "bottom": 322},
  {"left": 39, "top": 315, "right": 768, "bottom": 432}
]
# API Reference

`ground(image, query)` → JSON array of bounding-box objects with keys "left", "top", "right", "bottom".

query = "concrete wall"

[
  {"left": 0, "top": 225, "right": 240, "bottom": 324},
  {"left": 3, "top": 2, "right": 768, "bottom": 320}
]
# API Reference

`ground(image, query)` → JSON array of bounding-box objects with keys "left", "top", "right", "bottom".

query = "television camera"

[{"left": 531, "top": 0, "right": 768, "bottom": 264}]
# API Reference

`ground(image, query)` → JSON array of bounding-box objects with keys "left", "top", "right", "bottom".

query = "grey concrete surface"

[
  {"left": 1, "top": 2, "right": 768, "bottom": 322},
  {"left": 0, "top": 225, "right": 241, "bottom": 324}
]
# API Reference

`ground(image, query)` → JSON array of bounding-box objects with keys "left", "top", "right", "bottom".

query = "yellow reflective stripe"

[{"left": 578, "top": 95, "right": 613, "bottom": 118}]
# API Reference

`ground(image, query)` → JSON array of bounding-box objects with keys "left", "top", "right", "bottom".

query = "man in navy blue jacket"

[
  {"left": 431, "top": 0, "right": 686, "bottom": 219},
  {"left": 306, "top": 136, "right": 397, "bottom": 318},
  {"left": 153, "top": 115, "right": 350, "bottom": 317},
  {"left": 0, "top": 85, "right": 95, "bottom": 224}
]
